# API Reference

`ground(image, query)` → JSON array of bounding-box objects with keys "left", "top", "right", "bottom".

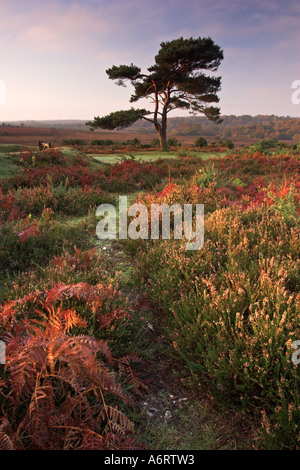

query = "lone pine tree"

[{"left": 87, "top": 37, "right": 224, "bottom": 151}]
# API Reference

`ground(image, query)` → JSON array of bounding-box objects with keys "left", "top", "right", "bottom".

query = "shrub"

[
  {"left": 151, "top": 138, "right": 160, "bottom": 147},
  {"left": 254, "top": 138, "right": 278, "bottom": 153},
  {"left": 126, "top": 138, "right": 141, "bottom": 146},
  {"left": 194, "top": 137, "right": 208, "bottom": 148},
  {"left": 62, "top": 139, "right": 87, "bottom": 146},
  {"left": 223, "top": 139, "right": 234, "bottom": 149},
  {"left": 167, "top": 137, "right": 180, "bottom": 147},
  {"left": 91, "top": 139, "right": 114, "bottom": 146}
]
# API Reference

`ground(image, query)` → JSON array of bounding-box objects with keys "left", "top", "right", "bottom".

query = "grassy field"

[
  {"left": 0, "top": 142, "right": 299, "bottom": 450},
  {"left": 0, "top": 144, "right": 27, "bottom": 153},
  {"left": 90, "top": 151, "right": 179, "bottom": 164},
  {"left": 0, "top": 151, "right": 23, "bottom": 178},
  {"left": 90, "top": 150, "right": 229, "bottom": 164}
]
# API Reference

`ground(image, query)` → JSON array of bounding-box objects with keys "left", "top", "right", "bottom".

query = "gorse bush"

[{"left": 192, "top": 162, "right": 217, "bottom": 188}]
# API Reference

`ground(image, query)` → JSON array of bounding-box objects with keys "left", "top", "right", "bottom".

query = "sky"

[{"left": 0, "top": 0, "right": 299, "bottom": 120}]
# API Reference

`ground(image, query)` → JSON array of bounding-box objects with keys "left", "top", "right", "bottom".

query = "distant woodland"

[
  {"left": 130, "top": 115, "right": 300, "bottom": 142},
  {"left": 2, "top": 115, "right": 300, "bottom": 142}
]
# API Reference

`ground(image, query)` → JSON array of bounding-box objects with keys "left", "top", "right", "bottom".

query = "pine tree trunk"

[
  {"left": 156, "top": 109, "right": 168, "bottom": 151},
  {"left": 158, "top": 130, "right": 168, "bottom": 151}
]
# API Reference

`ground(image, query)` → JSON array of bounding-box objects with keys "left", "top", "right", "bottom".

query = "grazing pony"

[{"left": 38, "top": 140, "right": 52, "bottom": 150}]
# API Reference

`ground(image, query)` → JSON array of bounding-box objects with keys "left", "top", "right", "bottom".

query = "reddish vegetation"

[
  {"left": 0, "top": 125, "right": 261, "bottom": 147},
  {"left": 0, "top": 140, "right": 299, "bottom": 449},
  {"left": 0, "top": 126, "right": 157, "bottom": 147}
]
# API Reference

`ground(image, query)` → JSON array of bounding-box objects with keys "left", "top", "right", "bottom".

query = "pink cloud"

[{"left": 1, "top": 2, "right": 115, "bottom": 54}]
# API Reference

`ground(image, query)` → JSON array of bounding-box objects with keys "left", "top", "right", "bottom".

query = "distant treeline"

[
  {"left": 2, "top": 115, "right": 300, "bottom": 141},
  {"left": 1, "top": 120, "right": 87, "bottom": 131},
  {"left": 130, "top": 115, "right": 300, "bottom": 141}
]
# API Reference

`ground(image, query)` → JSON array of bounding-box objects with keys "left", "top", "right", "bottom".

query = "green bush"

[
  {"left": 167, "top": 137, "right": 180, "bottom": 147},
  {"left": 151, "top": 138, "right": 160, "bottom": 147},
  {"left": 126, "top": 138, "right": 141, "bottom": 146},
  {"left": 223, "top": 139, "right": 234, "bottom": 149},
  {"left": 194, "top": 137, "right": 208, "bottom": 148},
  {"left": 91, "top": 139, "right": 114, "bottom": 146},
  {"left": 254, "top": 138, "right": 278, "bottom": 153}
]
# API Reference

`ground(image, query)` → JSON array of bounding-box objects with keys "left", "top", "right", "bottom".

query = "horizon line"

[{"left": 2, "top": 113, "right": 300, "bottom": 123}]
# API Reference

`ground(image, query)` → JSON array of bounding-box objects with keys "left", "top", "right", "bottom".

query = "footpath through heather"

[{"left": 96, "top": 233, "right": 255, "bottom": 450}]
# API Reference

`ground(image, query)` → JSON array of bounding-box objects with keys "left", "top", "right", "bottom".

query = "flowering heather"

[{"left": 130, "top": 149, "right": 300, "bottom": 449}]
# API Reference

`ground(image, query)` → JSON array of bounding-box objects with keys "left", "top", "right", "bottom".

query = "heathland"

[
  {"left": 0, "top": 133, "right": 299, "bottom": 450},
  {"left": 1, "top": 113, "right": 300, "bottom": 147}
]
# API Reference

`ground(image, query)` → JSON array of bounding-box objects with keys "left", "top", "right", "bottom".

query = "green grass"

[
  {"left": 199, "top": 151, "right": 229, "bottom": 160},
  {"left": 90, "top": 151, "right": 178, "bottom": 164},
  {"left": 0, "top": 144, "right": 26, "bottom": 154},
  {"left": 59, "top": 146, "right": 98, "bottom": 166},
  {"left": 90, "top": 150, "right": 229, "bottom": 164},
  {"left": 137, "top": 400, "right": 227, "bottom": 450},
  {"left": 0, "top": 144, "right": 30, "bottom": 178}
]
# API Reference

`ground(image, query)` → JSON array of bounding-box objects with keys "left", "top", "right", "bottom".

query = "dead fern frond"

[
  {"left": 117, "top": 353, "right": 148, "bottom": 398},
  {"left": 98, "top": 308, "right": 132, "bottom": 329},
  {"left": 0, "top": 418, "right": 15, "bottom": 450},
  {"left": 106, "top": 405, "right": 135, "bottom": 434},
  {"left": 0, "top": 278, "right": 145, "bottom": 450},
  {"left": 80, "top": 429, "right": 105, "bottom": 450},
  {"left": 0, "top": 430, "right": 14, "bottom": 450}
]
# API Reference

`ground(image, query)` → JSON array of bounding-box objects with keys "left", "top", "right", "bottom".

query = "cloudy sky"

[{"left": 0, "top": 0, "right": 299, "bottom": 120}]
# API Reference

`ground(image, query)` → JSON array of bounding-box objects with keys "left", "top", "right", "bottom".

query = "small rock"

[{"left": 146, "top": 322, "right": 154, "bottom": 331}]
